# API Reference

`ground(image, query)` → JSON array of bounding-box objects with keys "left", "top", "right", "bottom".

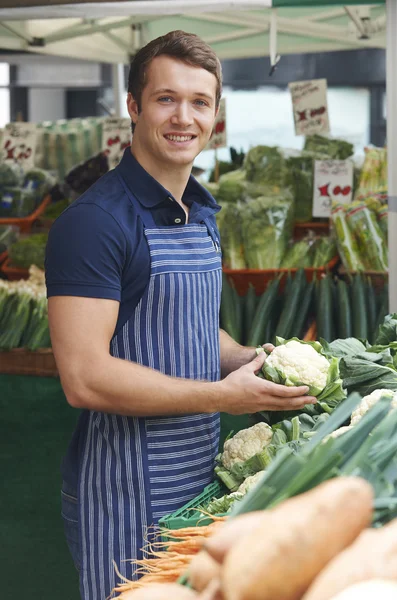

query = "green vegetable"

[
  {"left": 303, "top": 134, "right": 354, "bottom": 160},
  {"left": 281, "top": 239, "right": 312, "bottom": 269},
  {"left": 351, "top": 274, "right": 368, "bottom": 340},
  {"left": 8, "top": 233, "right": 48, "bottom": 270},
  {"left": 310, "top": 236, "right": 337, "bottom": 268},
  {"left": 331, "top": 203, "right": 364, "bottom": 272},
  {"left": 336, "top": 279, "right": 352, "bottom": 339},
  {"left": 243, "top": 145, "right": 287, "bottom": 188},
  {"left": 216, "top": 170, "right": 247, "bottom": 203},
  {"left": 240, "top": 193, "right": 294, "bottom": 269},
  {"left": 275, "top": 269, "right": 306, "bottom": 340},
  {"left": 218, "top": 202, "right": 246, "bottom": 269},
  {"left": 345, "top": 202, "right": 388, "bottom": 272},
  {"left": 316, "top": 273, "right": 334, "bottom": 342},
  {"left": 246, "top": 277, "right": 280, "bottom": 347}
]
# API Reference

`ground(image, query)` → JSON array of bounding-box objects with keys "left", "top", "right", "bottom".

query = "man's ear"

[{"left": 127, "top": 92, "right": 139, "bottom": 125}]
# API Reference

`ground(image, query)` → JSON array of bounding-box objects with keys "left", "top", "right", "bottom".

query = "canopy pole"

[
  {"left": 386, "top": 0, "right": 397, "bottom": 312},
  {"left": 112, "top": 63, "right": 125, "bottom": 118}
]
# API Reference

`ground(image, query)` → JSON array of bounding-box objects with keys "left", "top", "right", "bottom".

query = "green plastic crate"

[{"left": 158, "top": 481, "right": 226, "bottom": 533}]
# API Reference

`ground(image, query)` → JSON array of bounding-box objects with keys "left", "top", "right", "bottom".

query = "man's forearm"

[
  {"left": 62, "top": 353, "right": 222, "bottom": 417},
  {"left": 219, "top": 329, "right": 256, "bottom": 378}
]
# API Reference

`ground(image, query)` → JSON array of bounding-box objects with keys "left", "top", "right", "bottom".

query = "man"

[{"left": 45, "top": 30, "right": 315, "bottom": 600}]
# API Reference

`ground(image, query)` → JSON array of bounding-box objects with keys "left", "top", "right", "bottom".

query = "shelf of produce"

[
  {"left": 338, "top": 268, "right": 388, "bottom": 293},
  {"left": 0, "top": 348, "right": 58, "bottom": 377},
  {"left": 0, "top": 194, "right": 51, "bottom": 234},
  {"left": 0, "top": 257, "right": 30, "bottom": 281},
  {"left": 223, "top": 256, "right": 339, "bottom": 296}
]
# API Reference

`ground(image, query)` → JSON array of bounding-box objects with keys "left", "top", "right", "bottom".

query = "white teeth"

[{"left": 166, "top": 135, "right": 194, "bottom": 142}]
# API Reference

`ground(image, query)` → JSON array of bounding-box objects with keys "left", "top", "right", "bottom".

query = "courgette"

[
  {"left": 292, "top": 280, "right": 314, "bottom": 339},
  {"left": 352, "top": 274, "right": 368, "bottom": 340},
  {"left": 365, "top": 276, "right": 377, "bottom": 344},
  {"left": 316, "top": 273, "right": 334, "bottom": 342},
  {"left": 243, "top": 283, "right": 257, "bottom": 345},
  {"left": 336, "top": 278, "right": 352, "bottom": 339},
  {"left": 275, "top": 269, "right": 306, "bottom": 339},
  {"left": 247, "top": 277, "right": 280, "bottom": 347},
  {"left": 220, "top": 273, "right": 239, "bottom": 341}
]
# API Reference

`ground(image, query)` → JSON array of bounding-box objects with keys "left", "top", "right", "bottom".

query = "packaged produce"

[
  {"left": 281, "top": 236, "right": 314, "bottom": 269},
  {"left": 243, "top": 145, "right": 287, "bottom": 188},
  {"left": 345, "top": 201, "right": 388, "bottom": 271},
  {"left": 0, "top": 225, "right": 19, "bottom": 253},
  {"left": 216, "top": 169, "right": 247, "bottom": 203},
  {"left": 218, "top": 203, "right": 246, "bottom": 269},
  {"left": 0, "top": 162, "right": 24, "bottom": 188},
  {"left": 240, "top": 193, "right": 294, "bottom": 269},
  {"left": 310, "top": 236, "right": 337, "bottom": 268},
  {"left": 304, "top": 134, "right": 354, "bottom": 160},
  {"left": 355, "top": 147, "right": 387, "bottom": 202},
  {"left": 330, "top": 203, "right": 364, "bottom": 272},
  {"left": 8, "top": 233, "right": 48, "bottom": 270},
  {"left": 377, "top": 204, "right": 388, "bottom": 243}
]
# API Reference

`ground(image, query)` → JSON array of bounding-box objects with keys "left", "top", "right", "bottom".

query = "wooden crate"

[
  {"left": 0, "top": 257, "right": 30, "bottom": 280},
  {"left": 0, "top": 348, "right": 58, "bottom": 377}
]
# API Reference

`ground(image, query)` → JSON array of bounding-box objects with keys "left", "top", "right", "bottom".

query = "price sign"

[
  {"left": 289, "top": 79, "right": 330, "bottom": 137},
  {"left": 313, "top": 159, "right": 354, "bottom": 218},
  {"left": 102, "top": 117, "right": 131, "bottom": 169},
  {"left": 206, "top": 98, "right": 226, "bottom": 151},
  {"left": 1, "top": 122, "right": 37, "bottom": 170}
]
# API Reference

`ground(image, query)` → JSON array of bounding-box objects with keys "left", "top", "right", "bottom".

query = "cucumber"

[
  {"left": 220, "top": 273, "right": 239, "bottom": 341},
  {"left": 336, "top": 279, "right": 352, "bottom": 339},
  {"left": 352, "top": 274, "right": 368, "bottom": 341},
  {"left": 365, "top": 277, "right": 377, "bottom": 344},
  {"left": 275, "top": 269, "right": 306, "bottom": 339},
  {"left": 247, "top": 277, "right": 280, "bottom": 347},
  {"left": 232, "top": 281, "right": 243, "bottom": 344},
  {"left": 316, "top": 273, "right": 334, "bottom": 342},
  {"left": 292, "top": 280, "right": 314, "bottom": 338}
]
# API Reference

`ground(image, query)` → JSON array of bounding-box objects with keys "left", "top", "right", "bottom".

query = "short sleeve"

[{"left": 45, "top": 203, "right": 126, "bottom": 301}]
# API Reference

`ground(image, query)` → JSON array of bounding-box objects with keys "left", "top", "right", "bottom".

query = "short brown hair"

[{"left": 128, "top": 30, "right": 222, "bottom": 132}]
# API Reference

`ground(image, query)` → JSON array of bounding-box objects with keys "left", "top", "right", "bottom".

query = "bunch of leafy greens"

[
  {"left": 243, "top": 145, "right": 287, "bottom": 188},
  {"left": 240, "top": 193, "right": 294, "bottom": 269}
]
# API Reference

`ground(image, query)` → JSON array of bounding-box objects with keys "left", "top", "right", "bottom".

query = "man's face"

[{"left": 127, "top": 55, "right": 218, "bottom": 168}]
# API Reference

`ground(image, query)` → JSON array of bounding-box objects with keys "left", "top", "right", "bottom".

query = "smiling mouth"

[{"left": 164, "top": 134, "right": 197, "bottom": 143}]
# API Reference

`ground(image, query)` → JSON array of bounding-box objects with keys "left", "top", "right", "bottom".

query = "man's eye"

[
  {"left": 158, "top": 96, "right": 173, "bottom": 102},
  {"left": 195, "top": 99, "right": 208, "bottom": 107}
]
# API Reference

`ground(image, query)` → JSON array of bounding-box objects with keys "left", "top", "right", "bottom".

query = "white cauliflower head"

[
  {"left": 221, "top": 423, "right": 273, "bottom": 470},
  {"left": 350, "top": 388, "right": 397, "bottom": 426},
  {"left": 323, "top": 426, "right": 353, "bottom": 443},
  {"left": 265, "top": 340, "right": 330, "bottom": 392},
  {"left": 237, "top": 470, "right": 265, "bottom": 495}
]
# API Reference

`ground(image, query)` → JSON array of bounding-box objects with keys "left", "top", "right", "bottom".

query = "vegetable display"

[
  {"left": 0, "top": 266, "right": 50, "bottom": 350},
  {"left": 8, "top": 233, "right": 48, "bottom": 270}
]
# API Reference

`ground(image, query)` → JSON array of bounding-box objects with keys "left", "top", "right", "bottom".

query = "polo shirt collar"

[{"left": 117, "top": 147, "right": 220, "bottom": 211}]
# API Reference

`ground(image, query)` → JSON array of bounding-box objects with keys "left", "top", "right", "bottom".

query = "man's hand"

[{"left": 218, "top": 351, "right": 316, "bottom": 415}]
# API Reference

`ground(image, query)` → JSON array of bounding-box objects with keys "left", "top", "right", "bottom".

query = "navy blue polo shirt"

[{"left": 45, "top": 149, "right": 221, "bottom": 338}]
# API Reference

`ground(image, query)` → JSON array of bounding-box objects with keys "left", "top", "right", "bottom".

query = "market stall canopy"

[{"left": 0, "top": 0, "right": 386, "bottom": 63}]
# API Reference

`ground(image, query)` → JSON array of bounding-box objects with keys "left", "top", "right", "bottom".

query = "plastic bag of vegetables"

[
  {"left": 345, "top": 201, "right": 388, "bottom": 272},
  {"left": 260, "top": 337, "right": 346, "bottom": 411},
  {"left": 303, "top": 134, "right": 354, "bottom": 160},
  {"left": 243, "top": 145, "right": 287, "bottom": 188},
  {"left": 216, "top": 169, "right": 247, "bottom": 203},
  {"left": 330, "top": 203, "right": 364, "bottom": 272},
  {"left": 281, "top": 236, "right": 313, "bottom": 269},
  {"left": 218, "top": 202, "right": 246, "bottom": 269},
  {"left": 376, "top": 204, "right": 388, "bottom": 244},
  {"left": 241, "top": 192, "right": 294, "bottom": 269}
]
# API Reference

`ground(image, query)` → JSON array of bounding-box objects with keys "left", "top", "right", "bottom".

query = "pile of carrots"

[{"left": 112, "top": 477, "right": 397, "bottom": 600}]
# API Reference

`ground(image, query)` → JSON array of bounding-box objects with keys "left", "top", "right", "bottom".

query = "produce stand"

[
  {"left": 0, "top": 194, "right": 51, "bottom": 234},
  {"left": 0, "top": 348, "right": 58, "bottom": 377}
]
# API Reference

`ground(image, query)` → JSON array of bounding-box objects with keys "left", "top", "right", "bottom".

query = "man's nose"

[{"left": 171, "top": 101, "right": 194, "bottom": 126}]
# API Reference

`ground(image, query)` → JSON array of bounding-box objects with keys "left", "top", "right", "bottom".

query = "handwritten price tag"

[
  {"left": 1, "top": 122, "right": 37, "bottom": 170},
  {"left": 289, "top": 79, "right": 330, "bottom": 137},
  {"left": 313, "top": 159, "right": 354, "bottom": 218},
  {"left": 101, "top": 118, "right": 131, "bottom": 169},
  {"left": 206, "top": 98, "right": 227, "bottom": 151}
]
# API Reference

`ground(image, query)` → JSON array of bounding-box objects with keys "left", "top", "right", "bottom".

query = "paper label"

[
  {"left": 206, "top": 98, "right": 227, "bottom": 151},
  {"left": 313, "top": 159, "right": 354, "bottom": 218},
  {"left": 102, "top": 117, "right": 131, "bottom": 169},
  {"left": 289, "top": 79, "right": 330, "bottom": 136},
  {"left": 1, "top": 122, "right": 37, "bottom": 170}
]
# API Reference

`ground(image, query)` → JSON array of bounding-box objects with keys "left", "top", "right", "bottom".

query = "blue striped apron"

[{"left": 78, "top": 173, "right": 222, "bottom": 600}]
